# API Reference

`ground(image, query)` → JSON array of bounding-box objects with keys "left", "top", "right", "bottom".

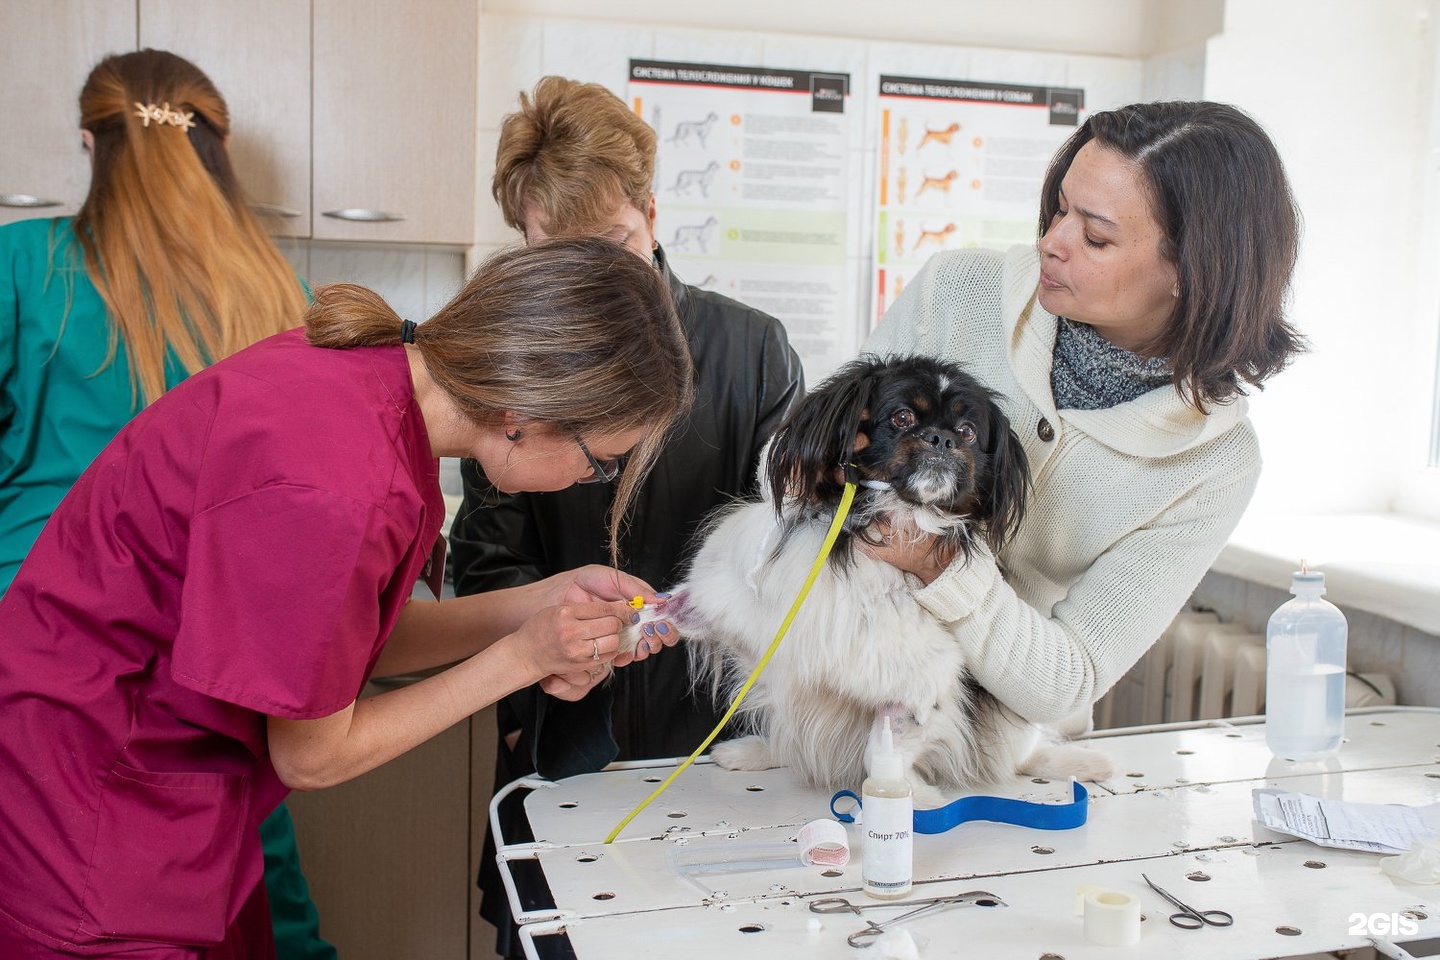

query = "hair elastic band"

[{"left": 399, "top": 319, "right": 417, "bottom": 344}]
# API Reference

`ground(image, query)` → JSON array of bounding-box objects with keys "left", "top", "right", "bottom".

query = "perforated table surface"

[{"left": 493, "top": 707, "right": 1440, "bottom": 959}]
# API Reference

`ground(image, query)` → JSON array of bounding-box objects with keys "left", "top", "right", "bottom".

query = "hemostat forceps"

[{"left": 808, "top": 890, "right": 1007, "bottom": 948}]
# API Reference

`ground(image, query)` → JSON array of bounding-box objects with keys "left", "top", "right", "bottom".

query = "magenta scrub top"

[{"left": 0, "top": 328, "right": 444, "bottom": 955}]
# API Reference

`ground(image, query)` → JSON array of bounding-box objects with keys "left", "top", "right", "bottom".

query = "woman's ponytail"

[{"left": 302, "top": 283, "right": 408, "bottom": 349}]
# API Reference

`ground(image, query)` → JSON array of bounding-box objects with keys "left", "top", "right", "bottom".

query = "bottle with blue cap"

[
  {"left": 1265, "top": 562, "right": 1348, "bottom": 760},
  {"left": 861, "top": 715, "right": 913, "bottom": 899}
]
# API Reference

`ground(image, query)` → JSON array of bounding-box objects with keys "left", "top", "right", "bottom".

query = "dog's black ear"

[
  {"left": 766, "top": 356, "right": 882, "bottom": 512},
  {"left": 978, "top": 405, "right": 1030, "bottom": 555}
]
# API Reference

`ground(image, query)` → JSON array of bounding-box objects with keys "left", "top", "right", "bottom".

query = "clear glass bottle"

[
  {"left": 861, "top": 716, "right": 913, "bottom": 900},
  {"left": 1265, "top": 567, "right": 1348, "bottom": 760}
]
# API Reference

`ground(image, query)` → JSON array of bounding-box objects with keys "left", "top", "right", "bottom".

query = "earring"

[{"left": 505, "top": 428, "right": 521, "bottom": 442}]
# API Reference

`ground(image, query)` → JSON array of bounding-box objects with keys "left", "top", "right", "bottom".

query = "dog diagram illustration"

[
  {"left": 913, "top": 222, "right": 956, "bottom": 253},
  {"left": 917, "top": 169, "right": 959, "bottom": 196},
  {"left": 917, "top": 121, "right": 961, "bottom": 150},
  {"left": 668, "top": 160, "right": 721, "bottom": 198},
  {"left": 671, "top": 216, "right": 719, "bottom": 254},
  {"left": 668, "top": 111, "right": 719, "bottom": 149}
]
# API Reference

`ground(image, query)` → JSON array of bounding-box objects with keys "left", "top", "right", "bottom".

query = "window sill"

[{"left": 1212, "top": 512, "right": 1440, "bottom": 636}]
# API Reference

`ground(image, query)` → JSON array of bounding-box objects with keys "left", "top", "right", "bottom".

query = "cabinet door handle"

[
  {"left": 251, "top": 202, "right": 302, "bottom": 219},
  {"left": 322, "top": 208, "right": 406, "bottom": 222},
  {"left": 0, "top": 194, "right": 62, "bottom": 208}
]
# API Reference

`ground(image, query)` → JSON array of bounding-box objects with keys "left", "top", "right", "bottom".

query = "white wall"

[
  {"left": 1203, "top": 0, "right": 1434, "bottom": 518},
  {"left": 482, "top": 0, "right": 1159, "bottom": 57},
  {"left": 1400, "top": 0, "right": 1440, "bottom": 518},
  {"left": 474, "top": 0, "right": 1440, "bottom": 521}
]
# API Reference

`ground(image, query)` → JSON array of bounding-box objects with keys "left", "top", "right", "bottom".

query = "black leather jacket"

[{"left": 450, "top": 245, "right": 805, "bottom": 781}]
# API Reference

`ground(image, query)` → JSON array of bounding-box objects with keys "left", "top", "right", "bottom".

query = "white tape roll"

[
  {"left": 1083, "top": 889, "right": 1142, "bottom": 946},
  {"left": 798, "top": 818, "right": 850, "bottom": 866}
]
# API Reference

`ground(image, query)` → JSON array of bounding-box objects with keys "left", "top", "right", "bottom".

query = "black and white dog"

[{"left": 630, "top": 355, "right": 1111, "bottom": 807}]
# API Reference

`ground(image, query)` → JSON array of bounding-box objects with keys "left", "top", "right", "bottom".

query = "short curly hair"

[{"left": 492, "top": 76, "right": 656, "bottom": 237}]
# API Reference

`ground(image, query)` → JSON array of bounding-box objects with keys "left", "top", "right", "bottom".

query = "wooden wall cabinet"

[
  {"left": 312, "top": 0, "right": 478, "bottom": 245},
  {"left": 287, "top": 695, "right": 499, "bottom": 960},
  {"left": 1, "top": 0, "right": 477, "bottom": 245},
  {"left": 141, "top": 0, "right": 313, "bottom": 237},
  {"left": 0, "top": 1, "right": 133, "bottom": 227}
]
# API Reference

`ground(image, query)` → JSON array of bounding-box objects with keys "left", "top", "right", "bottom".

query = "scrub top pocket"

[{"left": 82, "top": 761, "right": 250, "bottom": 945}]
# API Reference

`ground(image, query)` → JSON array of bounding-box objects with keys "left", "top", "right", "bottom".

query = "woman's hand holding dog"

[{"left": 861, "top": 515, "right": 958, "bottom": 585}]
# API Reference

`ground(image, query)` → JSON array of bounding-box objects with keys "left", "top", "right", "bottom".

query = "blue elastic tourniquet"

[{"left": 830, "top": 780, "right": 1089, "bottom": 835}]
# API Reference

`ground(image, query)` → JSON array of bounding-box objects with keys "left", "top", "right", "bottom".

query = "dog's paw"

[
  {"left": 617, "top": 621, "right": 641, "bottom": 656},
  {"left": 910, "top": 780, "right": 948, "bottom": 810},
  {"left": 618, "top": 603, "right": 673, "bottom": 657},
  {"left": 710, "top": 735, "right": 780, "bottom": 772},
  {"left": 620, "top": 594, "right": 693, "bottom": 658},
  {"left": 1019, "top": 743, "right": 1114, "bottom": 783}
]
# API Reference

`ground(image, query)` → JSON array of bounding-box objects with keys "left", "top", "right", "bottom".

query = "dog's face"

[
  {"left": 766, "top": 354, "right": 1029, "bottom": 558},
  {"left": 852, "top": 361, "right": 1000, "bottom": 513}
]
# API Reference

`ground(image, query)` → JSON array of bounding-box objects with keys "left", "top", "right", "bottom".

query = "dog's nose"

[{"left": 921, "top": 429, "right": 960, "bottom": 451}]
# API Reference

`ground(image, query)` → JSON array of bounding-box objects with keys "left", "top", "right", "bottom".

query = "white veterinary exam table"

[{"left": 493, "top": 707, "right": 1440, "bottom": 959}]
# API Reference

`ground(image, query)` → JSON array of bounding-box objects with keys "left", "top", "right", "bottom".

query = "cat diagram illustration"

[
  {"left": 671, "top": 215, "right": 719, "bottom": 254},
  {"left": 667, "top": 111, "right": 720, "bottom": 149},
  {"left": 668, "top": 160, "right": 721, "bottom": 198}
]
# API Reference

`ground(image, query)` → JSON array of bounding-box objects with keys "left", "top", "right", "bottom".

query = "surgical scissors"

[
  {"left": 809, "top": 891, "right": 1007, "bottom": 948},
  {"left": 1141, "top": 873, "right": 1235, "bottom": 930}
]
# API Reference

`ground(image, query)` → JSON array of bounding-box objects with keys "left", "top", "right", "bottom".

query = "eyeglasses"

[{"left": 575, "top": 435, "right": 622, "bottom": 485}]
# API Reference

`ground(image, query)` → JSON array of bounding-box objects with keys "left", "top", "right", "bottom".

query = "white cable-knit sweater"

[{"left": 865, "top": 245, "right": 1260, "bottom": 727}]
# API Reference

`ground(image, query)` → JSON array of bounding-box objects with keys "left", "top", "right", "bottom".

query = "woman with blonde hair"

[
  {"left": 0, "top": 235, "right": 693, "bottom": 958},
  {"left": 1, "top": 48, "right": 307, "bottom": 588}
]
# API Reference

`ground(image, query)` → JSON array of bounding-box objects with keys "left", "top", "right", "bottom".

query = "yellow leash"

[{"left": 604, "top": 481, "right": 857, "bottom": 843}]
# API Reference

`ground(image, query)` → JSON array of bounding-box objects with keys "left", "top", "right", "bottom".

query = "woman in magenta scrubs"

[{"left": 0, "top": 237, "right": 692, "bottom": 959}]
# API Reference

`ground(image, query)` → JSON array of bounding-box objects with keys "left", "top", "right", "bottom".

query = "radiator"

[{"left": 1093, "top": 609, "right": 1397, "bottom": 730}]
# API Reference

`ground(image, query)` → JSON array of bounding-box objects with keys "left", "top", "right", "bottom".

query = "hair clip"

[{"left": 133, "top": 101, "right": 197, "bottom": 130}]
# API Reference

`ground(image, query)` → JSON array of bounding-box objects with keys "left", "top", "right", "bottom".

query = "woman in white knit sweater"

[{"left": 864, "top": 101, "right": 1303, "bottom": 731}]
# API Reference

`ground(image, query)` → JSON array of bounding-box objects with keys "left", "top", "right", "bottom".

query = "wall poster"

[
  {"left": 873, "top": 76, "right": 1085, "bottom": 324},
  {"left": 629, "top": 59, "right": 853, "bottom": 378}
]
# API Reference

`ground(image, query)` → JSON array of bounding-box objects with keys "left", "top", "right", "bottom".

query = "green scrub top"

[{"left": 0, "top": 216, "right": 188, "bottom": 591}]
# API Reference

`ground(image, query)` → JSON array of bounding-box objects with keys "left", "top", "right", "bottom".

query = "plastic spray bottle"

[
  {"left": 1265, "top": 563, "right": 1348, "bottom": 760},
  {"left": 861, "top": 716, "right": 913, "bottom": 899}
]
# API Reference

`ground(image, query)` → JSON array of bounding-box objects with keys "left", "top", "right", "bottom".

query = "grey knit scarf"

[{"left": 1050, "top": 317, "right": 1172, "bottom": 411}]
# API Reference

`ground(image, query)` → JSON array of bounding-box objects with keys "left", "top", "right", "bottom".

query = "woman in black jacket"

[{"left": 449, "top": 76, "right": 805, "bottom": 960}]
